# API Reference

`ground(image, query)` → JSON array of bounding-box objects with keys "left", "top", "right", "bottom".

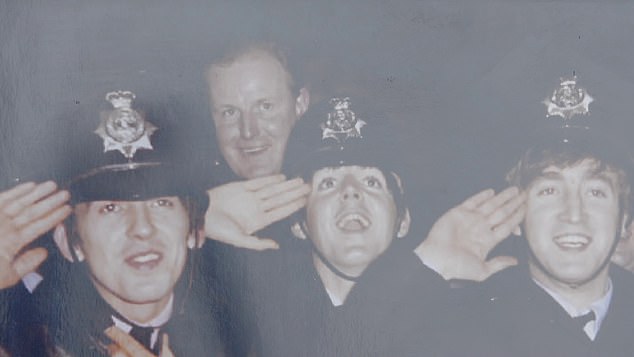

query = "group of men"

[{"left": 1, "top": 41, "right": 634, "bottom": 356}]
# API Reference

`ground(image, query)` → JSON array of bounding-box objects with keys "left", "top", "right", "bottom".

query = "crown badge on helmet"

[
  {"left": 321, "top": 97, "right": 366, "bottom": 143},
  {"left": 94, "top": 90, "right": 157, "bottom": 160},
  {"left": 543, "top": 76, "right": 594, "bottom": 121}
]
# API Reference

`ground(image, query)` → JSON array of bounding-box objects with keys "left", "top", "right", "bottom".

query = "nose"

[
  {"left": 559, "top": 190, "right": 585, "bottom": 223},
  {"left": 127, "top": 203, "right": 155, "bottom": 240},
  {"left": 340, "top": 175, "right": 362, "bottom": 202},
  {"left": 239, "top": 111, "right": 261, "bottom": 139}
]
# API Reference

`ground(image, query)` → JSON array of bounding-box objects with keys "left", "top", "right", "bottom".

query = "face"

[
  {"left": 306, "top": 166, "right": 399, "bottom": 277},
  {"left": 73, "top": 197, "right": 192, "bottom": 310},
  {"left": 524, "top": 159, "right": 622, "bottom": 288},
  {"left": 207, "top": 50, "right": 308, "bottom": 179}
]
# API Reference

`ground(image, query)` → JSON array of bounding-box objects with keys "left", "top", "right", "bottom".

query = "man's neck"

[
  {"left": 313, "top": 254, "right": 357, "bottom": 306},
  {"left": 529, "top": 263, "right": 610, "bottom": 311}
]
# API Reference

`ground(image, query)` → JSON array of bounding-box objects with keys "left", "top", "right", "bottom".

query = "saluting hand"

[
  {"left": 105, "top": 326, "right": 174, "bottom": 357},
  {"left": 204, "top": 174, "right": 310, "bottom": 251},
  {"left": 415, "top": 187, "right": 526, "bottom": 282},
  {"left": 0, "top": 181, "right": 70, "bottom": 289}
]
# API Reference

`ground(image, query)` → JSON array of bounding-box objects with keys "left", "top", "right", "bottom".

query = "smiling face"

[
  {"left": 73, "top": 197, "right": 192, "bottom": 314},
  {"left": 524, "top": 159, "right": 623, "bottom": 288},
  {"left": 207, "top": 50, "right": 308, "bottom": 179},
  {"left": 305, "top": 166, "right": 399, "bottom": 277}
]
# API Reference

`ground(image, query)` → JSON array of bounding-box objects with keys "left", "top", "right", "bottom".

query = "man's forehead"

[
  {"left": 537, "top": 159, "right": 618, "bottom": 183},
  {"left": 209, "top": 50, "right": 291, "bottom": 87}
]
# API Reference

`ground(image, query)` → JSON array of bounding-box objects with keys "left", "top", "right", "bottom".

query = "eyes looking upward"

[{"left": 313, "top": 167, "right": 388, "bottom": 194}]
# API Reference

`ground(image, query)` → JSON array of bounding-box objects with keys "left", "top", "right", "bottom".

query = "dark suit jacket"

[
  {"left": 32, "top": 259, "right": 228, "bottom": 356},
  {"left": 455, "top": 264, "right": 634, "bottom": 357}
]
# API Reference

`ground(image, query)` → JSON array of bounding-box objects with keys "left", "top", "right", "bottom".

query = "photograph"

[{"left": 2, "top": 1, "right": 634, "bottom": 355}]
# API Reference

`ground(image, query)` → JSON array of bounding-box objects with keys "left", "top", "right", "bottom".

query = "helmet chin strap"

[{"left": 312, "top": 244, "right": 359, "bottom": 282}]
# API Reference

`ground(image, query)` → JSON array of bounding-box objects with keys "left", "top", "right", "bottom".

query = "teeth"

[
  {"left": 131, "top": 253, "right": 160, "bottom": 263},
  {"left": 243, "top": 147, "right": 267, "bottom": 154},
  {"left": 337, "top": 213, "right": 370, "bottom": 229},
  {"left": 554, "top": 234, "right": 590, "bottom": 247}
]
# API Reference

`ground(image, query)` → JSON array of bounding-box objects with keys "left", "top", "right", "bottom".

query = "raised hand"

[
  {"left": 415, "top": 187, "right": 526, "bottom": 282},
  {"left": 204, "top": 174, "right": 310, "bottom": 250},
  {"left": 0, "top": 181, "right": 70, "bottom": 289}
]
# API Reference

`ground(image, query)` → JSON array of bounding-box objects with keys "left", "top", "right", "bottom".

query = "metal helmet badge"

[
  {"left": 94, "top": 90, "right": 157, "bottom": 160},
  {"left": 321, "top": 97, "right": 366, "bottom": 142},
  {"left": 543, "top": 77, "right": 593, "bottom": 121}
]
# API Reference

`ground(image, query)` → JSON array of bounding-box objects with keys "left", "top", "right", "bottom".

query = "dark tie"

[
  {"left": 573, "top": 311, "right": 596, "bottom": 330},
  {"left": 129, "top": 325, "right": 158, "bottom": 354}
]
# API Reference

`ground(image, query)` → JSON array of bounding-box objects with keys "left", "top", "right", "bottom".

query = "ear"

[
  {"left": 187, "top": 231, "right": 197, "bottom": 249},
  {"left": 396, "top": 209, "right": 411, "bottom": 238},
  {"left": 291, "top": 221, "right": 308, "bottom": 240},
  {"left": 53, "top": 224, "right": 84, "bottom": 262},
  {"left": 195, "top": 228, "right": 206, "bottom": 248},
  {"left": 294, "top": 87, "right": 310, "bottom": 119},
  {"left": 620, "top": 215, "right": 631, "bottom": 240}
]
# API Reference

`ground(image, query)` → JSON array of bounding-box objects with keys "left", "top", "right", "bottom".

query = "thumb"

[
  {"left": 482, "top": 256, "right": 518, "bottom": 281},
  {"left": 160, "top": 333, "right": 174, "bottom": 357},
  {"left": 237, "top": 234, "right": 280, "bottom": 251}
]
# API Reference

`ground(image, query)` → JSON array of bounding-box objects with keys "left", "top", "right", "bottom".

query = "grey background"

[{"left": 1, "top": 0, "right": 634, "bottom": 224}]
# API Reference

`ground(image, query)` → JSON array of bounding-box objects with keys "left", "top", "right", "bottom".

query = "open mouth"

[
  {"left": 553, "top": 233, "right": 592, "bottom": 250},
  {"left": 336, "top": 213, "right": 371, "bottom": 232},
  {"left": 125, "top": 251, "right": 163, "bottom": 270}
]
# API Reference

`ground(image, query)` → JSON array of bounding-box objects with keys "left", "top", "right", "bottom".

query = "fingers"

[
  {"left": 242, "top": 174, "right": 286, "bottom": 191},
  {"left": 461, "top": 189, "right": 495, "bottom": 210},
  {"left": 255, "top": 177, "right": 306, "bottom": 201},
  {"left": 13, "top": 190, "right": 69, "bottom": 227},
  {"left": 260, "top": 182, "right": 310, "bottom": 211},
  {"left": 1, "top": 181, "right": 58, "bottom": 217},
  {"left": 263, "top": 197, "right": 308, "bottom": 225},
  {"left": 12, "top": 247, "right": 48, "bottom": 279},
  {"left": 0, "top": 182, "right": 36, "bottom": 206},
  {"left": 19, "top": 205, "right": 71, "bottom": 244},
  {"left": 160, "top": 333, "right": 175, "bottom": 357},
  {"left": 491, "top": 201, "right": 525, "bottom": 239},
  {"left": 226, "top": 234, "right": 279, "bottom": 251},
  {"left": 482, "top": 256, "right": 518, "bottom": 281},
  {"left": 487, "top": 188, "right": 525, "bottom": 223},
  {"left": 104, "top": 326, "right": 155, "bottom": 357},
  {"left": 477, "top": 186, "right": 520, "bottom": 217}
]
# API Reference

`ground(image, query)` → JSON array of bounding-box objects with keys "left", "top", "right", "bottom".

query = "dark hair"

[{"left": 506, "top": 138, "right": 633, "bottom": 225}]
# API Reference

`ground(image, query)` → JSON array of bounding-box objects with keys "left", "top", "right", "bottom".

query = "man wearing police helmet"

[
  {"left": 33, "top": 91, "right": 226, "bottom": 356},
  {"left": 247, "top": 96, "right": 412, "bottom": 356},
  {"left": 451, "top": 76, "right": 634, "bottom": 356}
]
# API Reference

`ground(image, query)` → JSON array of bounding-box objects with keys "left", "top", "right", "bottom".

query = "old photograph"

[{"left": 1, "top": 1, "right": 634, "bottom": 355}]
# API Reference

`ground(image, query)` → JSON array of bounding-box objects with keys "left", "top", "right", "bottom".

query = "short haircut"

[
  {"left": 205, "top": 41, "right": 304, "bottom": 96},
  {"left": 506, "top": 139, "right": 632, "bottom": 225}
]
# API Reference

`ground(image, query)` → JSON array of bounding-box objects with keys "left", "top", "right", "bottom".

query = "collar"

[
  {"left": 110, "top": 293, "right": 174, "bottom": 329},
  {"left": 533, "top": 278, "right": 613, "bottom": 340}
]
